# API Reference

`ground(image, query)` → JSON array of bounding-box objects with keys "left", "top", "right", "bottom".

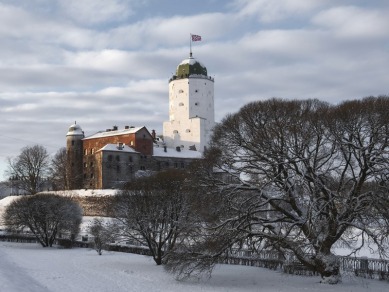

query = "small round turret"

[{"left": 66, "top": 122, "right": 84, "bottom": 189}]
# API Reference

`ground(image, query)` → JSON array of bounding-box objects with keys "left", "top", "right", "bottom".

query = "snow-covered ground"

[{"left": 0, "top": 241, "right": 388, "bottom": 292}]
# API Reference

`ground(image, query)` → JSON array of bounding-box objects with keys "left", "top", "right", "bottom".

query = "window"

[
  {"left": 71, "top": 140, "right": 74, "bottom": 146},
  {"left": 129, "top": 156, "right": 133, "bottom": 162},
  {"left": 83, "top": 162, "right": 87, "bottom": 168},
  {"left": 174, "top": 162, "right": 178, "bottom": 168},
  {"left": 181, "top": 162, "right": 185, "bottom": 168},
  {"left": 140, "top": 166, "right": 146, "bottom": 170},
  {"left": 116, "top": 155, "right": 120, "bottom": 162},
  {"left": 108, "top": 155, "right": 113, "bottom": 162},
  {"left": 195, "top": 89, "right": 198, "bottom": 93},
  {"left": 90, "top": 162, "right": 94, "bottom": 167},
  {"left": 90, "top": 173, "right": 94, "bottom": 178},
  {"left": 84, "top": 149, "right": 88, "bottom": 155}
]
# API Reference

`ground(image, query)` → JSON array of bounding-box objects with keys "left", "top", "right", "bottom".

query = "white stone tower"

[{"left": 163, "top": 53, "right": 215, "bottom": 153}]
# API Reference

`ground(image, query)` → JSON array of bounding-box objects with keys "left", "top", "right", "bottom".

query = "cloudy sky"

[{"left": 0, "top": 0, "right": 388, "bottom": 180}]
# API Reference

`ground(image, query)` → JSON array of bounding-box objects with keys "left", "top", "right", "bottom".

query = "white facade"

[{"left": 163, "top": 56, "right": 215, "bottom": 153}]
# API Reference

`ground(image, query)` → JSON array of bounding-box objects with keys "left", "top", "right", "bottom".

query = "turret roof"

[
  {"left": 66, "top": 123, "right": 84, "bottom": 137},
  {"left": 175, "top": 54, "right": 207, "bottom": 78}
]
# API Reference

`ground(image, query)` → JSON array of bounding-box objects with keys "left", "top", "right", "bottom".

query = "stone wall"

[{"left": 72, "top": 196, "right": 116, "bottom": 217}]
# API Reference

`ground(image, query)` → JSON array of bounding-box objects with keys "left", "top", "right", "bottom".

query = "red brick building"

[{"left": 66, "top": 124, "right": 202, "bottom": 189}]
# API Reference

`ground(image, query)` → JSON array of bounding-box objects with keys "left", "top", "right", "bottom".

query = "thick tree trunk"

[{"left": 314, "top": 252, "right": 341, "bottom": 284}]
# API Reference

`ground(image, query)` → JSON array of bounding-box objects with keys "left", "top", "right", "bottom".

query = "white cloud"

[
  {"left": 312, "top": 6, "right": 389, "bottom": 39},
  {"left": 58, "top": 0, "right": 136, "bottom": 25},
  {"left": 232, "top": 0, "right": 327, "bottom": 22},
  {"left": 103, "top": 12, "right": 236, "bottom": 50}
]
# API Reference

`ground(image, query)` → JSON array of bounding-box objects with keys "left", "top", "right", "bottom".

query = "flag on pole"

[{"left": 191, "top": 34, "right": 202, "bottom": 42}]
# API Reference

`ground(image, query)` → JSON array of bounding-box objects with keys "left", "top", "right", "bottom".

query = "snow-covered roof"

[
  {"left": 98, "top": 144, "right": 139, "bottom": 153},
  {"left": 66, "top": 123, "right": 84, "bottom": 136},
  {"left": 83, "top": 127, "right": 144, "bottom": 140},
  {"left": 153, "top": 145, "right": 202, "bottom": 159},
  {"left": 178, "top": 56, "right": 205, "bottom": 68}
]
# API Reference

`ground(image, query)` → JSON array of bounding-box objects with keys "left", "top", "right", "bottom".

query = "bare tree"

[
  {"left": 6, "top": 145, "right": 50, "bottom": 195},
  {"left": 3, "top": 193, "right": 83, "bottom": 247},
  {"left": 89, "top": 218, "right": 115, "bottom": 255},
  {"left": 112, "top": 169, "right": 193, "bottom": 265},
  {"left": 50, "top": 147, "right": 69, "bottom": 190},
  {"left": 166, "top": 97, "right": 389, "bottom": 284}
]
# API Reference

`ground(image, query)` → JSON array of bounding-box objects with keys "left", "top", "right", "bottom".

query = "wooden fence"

[
  {"left": 0, "top": 234, "right": 151, "bottom": 256},
  {"left": 338, "top": 255, "right": 389, "bottom": 280},
  {"left": 224, "top": 249, "right": 389, "bottom": 280}
]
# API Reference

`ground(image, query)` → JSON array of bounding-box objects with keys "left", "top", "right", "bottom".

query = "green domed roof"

[{"left": 175, "top": 56, "right": 207, "bottom": 79}]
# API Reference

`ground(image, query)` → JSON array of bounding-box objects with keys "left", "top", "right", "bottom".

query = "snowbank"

[{"left": 40, "top": 189, "right": 119, "bottom": 197}]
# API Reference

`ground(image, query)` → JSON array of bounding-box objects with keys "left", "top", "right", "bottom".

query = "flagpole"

[{"left": 190, "top": 33, "right": 192, "bottom": 57}]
